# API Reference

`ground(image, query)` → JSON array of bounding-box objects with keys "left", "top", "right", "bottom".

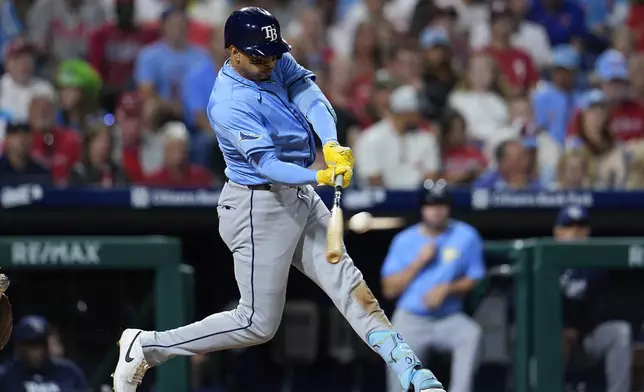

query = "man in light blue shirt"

[
  {"left": 112, "top": 7, "right": 444, "bottom": 392},
  {"left": 134, "top": 7, "right": 209, "bottom": 123},
  {"left": 382, "top": 184, "right": 484, "bottom": 392},
  {"left": 532, "top": 44, "right": 584, "bottom": 145},
  {"left": 182, "top": 49, "right": 218, "bottom": 168}
]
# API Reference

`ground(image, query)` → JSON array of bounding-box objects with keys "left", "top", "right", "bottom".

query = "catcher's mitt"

[{"left": 0, "top": 273, "right": 12, "bottom": 351}]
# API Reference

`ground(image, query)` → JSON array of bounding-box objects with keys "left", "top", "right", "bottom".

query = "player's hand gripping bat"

[{"left": 326, "top": 175, "right": 344, "bottom": 264}]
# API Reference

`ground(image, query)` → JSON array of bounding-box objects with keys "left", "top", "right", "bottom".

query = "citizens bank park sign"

[{"left": 10, "top": 241, "right": 101, "bottom": 265}]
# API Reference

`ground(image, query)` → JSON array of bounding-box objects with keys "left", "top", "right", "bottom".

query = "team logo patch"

[
  {"left": 239, "top": 131, "right": 261, "bottom": 142},
  {"left": 442, "top": 248, "right": 459, "bottom": 263}
]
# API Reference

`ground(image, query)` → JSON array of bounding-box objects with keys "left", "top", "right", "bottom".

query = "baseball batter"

[{"left": 112, "top": 7, "right": 445, "bottom": 392}]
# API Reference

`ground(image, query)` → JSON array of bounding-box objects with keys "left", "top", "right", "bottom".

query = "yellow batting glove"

[
  {"left": 323, "top": 141, "right": 354, "bottom": 169},
  {"left": 316, "top": 165, "right": 353, "bottom": 188}
]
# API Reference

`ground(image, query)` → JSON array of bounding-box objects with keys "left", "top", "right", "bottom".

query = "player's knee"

[{"left": 250, "top": 321, "right": 279, "bottom": 344}]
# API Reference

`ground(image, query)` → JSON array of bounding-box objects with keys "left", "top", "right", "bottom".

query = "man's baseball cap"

[
  {"left": 489, "top": 0, "right": 513, "bottom": 21},
  {"left": 551, "top": 44, "right": 580, "bottom": 70},
  {"left": 6, "top": 38, "right": 34, "bottom": 58},
  {"left": 6, "top": 123, "right": 31, "bottom": 135},
  {"left": 556, "top": 205, "right": 589, "bottom": 227},
  {"left": 117, "top": 92, "right": 143, "bottom": 118},
  {"left": 579, "top": 89, "right": 608, "bottom": 110},
  {"left": 419, "top": 27, "right": 450, "bottom": 49},
  {"left": 420, "top": 180, "right": 451, "bottom": 206},
  {"left": 595, "top": 50, "right": 629, "bottom": 82},
  {"left": 14, "top": 315, "right": 49, "bottom": 342},
  {"left": 389, "top": 85, "right": 421, "bottom": 114}
]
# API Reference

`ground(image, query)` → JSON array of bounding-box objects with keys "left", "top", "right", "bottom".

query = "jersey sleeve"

[
  {"left": 209, "top": 100, "right": 274, "bottom": 158},
  {"left": 134, "top": 46, "right": 157, "bottom": 87},
  {"left": 463, "top": 230, "right": 485, "bottom": 280},
  {"left": 279, "top": 53, "right": 316, "bottom": 88},
  {"left": 381, "top": 234, "right": 411, "bottom": 278}
]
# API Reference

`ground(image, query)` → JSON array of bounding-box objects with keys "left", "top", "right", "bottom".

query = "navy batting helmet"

[{"left": 224, "top": 7, "right": 291, "bottom": 57}]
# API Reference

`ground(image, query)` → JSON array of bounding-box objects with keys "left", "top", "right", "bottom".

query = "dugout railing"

[{"left": 0, "top": 236, "right": 193, "bottom": 392}]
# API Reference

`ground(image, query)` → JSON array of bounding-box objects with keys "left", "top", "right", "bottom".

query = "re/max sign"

[{"left": 11, "top": 242, "right": 101, "bottom": 265}]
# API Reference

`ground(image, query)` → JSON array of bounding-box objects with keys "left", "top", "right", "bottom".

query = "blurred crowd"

[{"left": 0, "top": 0, "right": 644, "bottom": 191}]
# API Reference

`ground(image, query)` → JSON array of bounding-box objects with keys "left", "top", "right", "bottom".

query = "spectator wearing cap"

[
  {"left": 55, "top": 59, "right": 105, "bottom": 132},
  {"left": 410, "top": 5, "right": 468, "bottom": 68},
  {"left": 355, "top": 85, "right": 439, "bottom": 189},
  {"left": 0, "top": 315, "right": 89, "bottom": 392},
  {"left": 27, "top": 0, "right": 107, "bottom": 77},
  {"left": 419, "top": 27, "right": 459, "bottom": 121},
  {"left": 142, "top": 122, "right": 214, "bottom": 187},
  {"left": 88, "top": 0, "right": 159, "bottom": 113},
  {"left": 69, "top": 120, "right": 128, "bottom": 187},
  {"left": 112, "top": 92, "right": 164, "bottom": 183},
  {"left": 470, "top": 0, "right": 552, "bottom": 68},
  {"left": 491, "top": 96, "right": 561, "bottom": 188},
  {"left": 565, "top": 89, "right": 629, "bottom": 189},
  {"left": 0, "top": 122, "right": 51, "bottom": 186},
  {"left": 28, "top": 84, "right": 81, "bottom": 186},
  {"left": 554, "top": 206, "right": 632, "bottom": 392},
  {"left": 448, "top": 53, "right": 509, "bottom": 145},
  {"left": 0, "top": 38, "right": 53, "bottom": 123},
  {"left": 134, "top": 7, "right": 209, "bottom": 130},
  {"left": 525, "top": 0, "right": 588, "bottom": 48},
  {"left": 474, "top": 138, "right": 541, "bottom": 190},
  {"left": 482, "top": 1, "right": 538, "bottom": 99},
  {"left": 438, "top": 109, "right": 488, "bottom": 185},
  {"left": 532, "top": 44, "right": 583, "bottom": 146},
  {"left": 0, "top": 0, "right": 32, "bottom": 67},
  {"left": 592, "top": 51, "right": 644, "bottom": 142},
  {"left": 381, "top": 184, "right": 484, "bottom": 392}
]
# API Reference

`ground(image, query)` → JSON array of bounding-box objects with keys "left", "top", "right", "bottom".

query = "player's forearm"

[
  {"left": 290, "top": 78, "right": 338, "bottom": 144},
  {"left": 254, "top": 151, "right": 318, "bottom": 186},
  {"left": 447, "top": 277, "right": 478, "bottom": 296},
  {"left": 382, "top": 258, "right": 426, "bottom": 299}
]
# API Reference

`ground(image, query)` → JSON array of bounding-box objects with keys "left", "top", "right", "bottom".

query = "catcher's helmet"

[{"left": 224, "top": 7, "right": 291, "bottom": 57}]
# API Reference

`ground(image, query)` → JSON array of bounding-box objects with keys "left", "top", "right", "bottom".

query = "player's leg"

[
  {"left": 290, "top": 186, "right": 444, "bottom": 391},
  {"left": 430, "top": 312, "right": 482, "bottom": 392},
  {"left": 583, "top": 321, "right": 632, "bottom": 392},
  {"left": 113, "top": 184, "right": 306, "bottom": 391},
  {"left": 385, "top": 309, "right": 436, "bottom": 392}
]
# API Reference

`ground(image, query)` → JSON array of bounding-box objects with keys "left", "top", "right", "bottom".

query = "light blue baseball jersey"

[
  {"left": 207, "top": 53, "right": 318, "bottom": 185},
  {"left": 381, "top": 221, "right": 485, "bottom": 317}
]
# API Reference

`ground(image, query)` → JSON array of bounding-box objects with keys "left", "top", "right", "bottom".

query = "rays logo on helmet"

[{"left": 261, "top": 25, "right": 278, "bottom": 42}]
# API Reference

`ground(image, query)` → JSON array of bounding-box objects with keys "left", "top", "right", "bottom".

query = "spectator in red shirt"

[
  {"left": 88, "top": 0, "right": 159, "bottom": 112},
  {"left": 143, "top": 122, "right": 213, "bottom": 188},
  {"left": 69, "top": 120, "right": 128, "bottom": 188},
  {"left": 595, "top": 51, "right": 644, "bottom": 142},
  {"left": 626, "top": 1, "right": 644, "bottom": 52},
  {"left": 438, "top": 109, "right": 487, "bottom": 185},
  {"left": 483, "top": 1, "right": 538, "bottom": 98},
  {"left": 28, "top": 86, "right": 80, "bottom": 186}
]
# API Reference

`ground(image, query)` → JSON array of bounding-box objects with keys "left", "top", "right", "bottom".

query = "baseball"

[{"left": 349, "top": 212, "right": 373, "bottom": 234}]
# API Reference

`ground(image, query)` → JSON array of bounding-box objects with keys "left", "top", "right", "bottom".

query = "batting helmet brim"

[{"left": 242, "top": 39, "right": 291, "bottom": 57}]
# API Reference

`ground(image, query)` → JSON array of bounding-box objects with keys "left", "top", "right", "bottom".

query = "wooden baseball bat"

[{"left": 326, "top": 175, "right": 344, "bottom": 264}]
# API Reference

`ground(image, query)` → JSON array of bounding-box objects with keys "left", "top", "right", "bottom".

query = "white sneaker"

[{"left": 112, "top": 329, "right": 150, "bottom": 392}]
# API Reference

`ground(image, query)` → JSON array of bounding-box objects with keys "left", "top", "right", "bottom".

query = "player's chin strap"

[{"left": 368, "top": 330, "right": 422, "bottom": 391}]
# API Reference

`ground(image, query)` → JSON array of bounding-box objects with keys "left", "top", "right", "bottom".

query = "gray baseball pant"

[
  {"left": 140, "top": 181, "right": 393, "bottom": 365},
  {"left": 386, "top": 310, "right": 482, "bottom": 392},
  {"left": 583, "top": 321, "right": 632, "bottom": 392}
]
